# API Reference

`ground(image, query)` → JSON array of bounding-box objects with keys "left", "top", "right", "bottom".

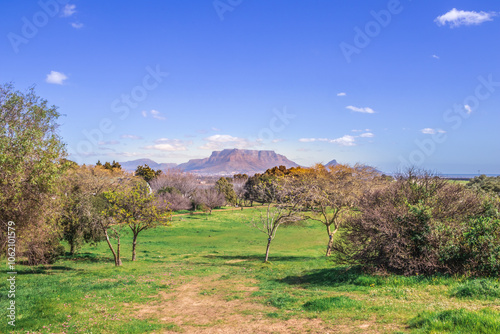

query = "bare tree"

[
  {"left": 250, "top": 177, "right": 304, "bottom": 262},
  {"left": 193, "top": 187, "right": 226, "bottom": 214},
  {"left": 149, "top": 169, "right": 198, "bottom": 197}
]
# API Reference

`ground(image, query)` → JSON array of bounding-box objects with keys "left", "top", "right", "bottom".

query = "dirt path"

[{"left": 130, "top": 275, "right": 336, "bottom": 334}]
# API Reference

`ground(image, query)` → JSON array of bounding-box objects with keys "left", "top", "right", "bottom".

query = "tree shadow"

[
  {"left": 278, "top": 266, "right": 365, "bottom": 287},
  {"left": 202, "top": 254, "right": 316, "bottom": 266},
  {"left": 61, "top": 252, "right": 114, "bottom": 263},
  {"left": 12, "top": 265, "right": 80, "bottom": 275}
]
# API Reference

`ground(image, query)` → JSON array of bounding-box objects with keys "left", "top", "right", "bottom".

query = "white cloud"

[
  {"left": 464, "top": 104, "right": 473, "bottom": 114},
  {"left": 200, "top": 134, "right": 254, "bottom": 150},
  {"left": 421, "top": 128, "right": 446, "bottom": 135},
  {"left": 71, "top": 22, "right": 84, "bottom": 29},
  {"left": 330, "top": 135, "right": 356, "bottom": 146},
  {"left": 121, "top": 134, "right": 143, "bottom": 140},
  {"left": 62, "top": 4, "right": 76, "bottom": 17},
  {"left": 45, "top": 71, "right": 68, "bottom": 85},
  {"left": 337, "top": 92, "right": 346, "bottom": 97},
  {"left": 432, "top": 54, "right": 440, "bottom": 59},
  {"left": 360, "top": 132, "right": 374, "bottom": 138},
  {"left": 346, "top": 105, "right": 376, "bottom": 114},
  {"left": 150, "top": 109, "right": 166, "bottom": 120},
  {"left": 352, "top": 128, "right": 371, "bottom": 133},
  {"left": 435, "top": 8, "right": 496, "bottom": 28},
  {"left": 299, "top": 135, "right": 356, "bottom": 146},
  {"left": 272, "top": 138, "right": 284, "bottom": 143},
  {"left": 145, "top": 138, "right": 188, "bottom": 151},
  {"left": 211, "top": 127, "right": 221, "bottom": 132},
  {"left": 142, "top": 109, "right": 166, "bottom": 120}
]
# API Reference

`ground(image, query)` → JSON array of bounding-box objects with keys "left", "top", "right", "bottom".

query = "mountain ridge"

[{"left": 120, "top": 149, "right": 300, "bottom": 175}]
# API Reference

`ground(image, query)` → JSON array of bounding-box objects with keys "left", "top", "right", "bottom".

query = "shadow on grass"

[
  {"left": 61, "top": 252, "right": 114, "bottom": 263},
  {"left": 203, "top": 254, "right": 316, "bottom": 265},
  {"left": 12, "top": 265, "right": 80, "bottom": 275},
  {"left": 278, "top": 266, "right": 365, "bottom": 287}
]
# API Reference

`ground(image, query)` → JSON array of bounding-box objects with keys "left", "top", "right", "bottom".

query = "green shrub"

[
  {"left": 450, "top": 279, "right": 500, "bottom": 300},
  {"left": 409, "top": 308, "right": 500, "bottom": 333},
  {"left": 302, "top": 296, "right": 361, "bottom": 312}
]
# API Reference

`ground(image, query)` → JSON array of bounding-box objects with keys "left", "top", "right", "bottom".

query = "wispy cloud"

[
  {"left": 200, "top": 134, "right": 254, "bottom": 150},
  {"left": 299, "top": 135, "right": 356, "bottom": 146},
  {"left": 352, "top": 128, "right": 371, "bottom": 133},
  {"left": 145, "top": 138, "right": 189, "bottom": 151},
  {"left": 346, "top": 105, "right": 376, "bottom": 114},
  {"left": 421, "top": 128, "right": 446, "bottom": 135},
  {"left": 45, "top": 71, "right": 68, "bottom": 85},
  {"left": 435, "top": 8, "right": 496, "bottom": 28},
  {"left": 464, "top": 104, "right": 473, "bottom": 114},
  {"left": 121, "top": 134, "right": 143, "bottom": 140},
  {"left": 62, "top": 4, "right": 76, "bottom": 17},
  {"left": 432, "top": 54, "right": 440, "bottom": 59},
  {"left": 142, "top": 109, "right": 166, "bottom": 120},
  {"left": 71, "top": 22, "right": 84, "bottom": 29},
  {"left": 360, "top": 132, "right": 374, "bottom": 138},
  {"left": 337, "top": 92, "right": 346, "bottom": 97}
]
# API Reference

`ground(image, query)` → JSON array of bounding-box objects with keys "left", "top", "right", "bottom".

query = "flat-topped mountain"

[{"left": 177, "top": 149, "right": 299, "bottom": 175}]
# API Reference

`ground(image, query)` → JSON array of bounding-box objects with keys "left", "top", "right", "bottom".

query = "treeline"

[{"left": 1, "top": 84, "right": 499, "bottom": 277}]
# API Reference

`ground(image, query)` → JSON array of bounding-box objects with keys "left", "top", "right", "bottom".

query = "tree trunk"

[
  {"left": 116, "top": 235, "right": 122, "bottom": 266},
  {"left": 325, "top": 225, "right": 338, "bottom": 257},
  {"left": 70, "top": 241, "right": 76, "bottom": 255},
  {"left": 264, "top": 238, "right": 272, "bottom": 262},
  {"left": 132, "top": 233, "right": 138, "bottom": 261},
  {"left": 104, "top": 230, "right": 121, "bottom": 266}
]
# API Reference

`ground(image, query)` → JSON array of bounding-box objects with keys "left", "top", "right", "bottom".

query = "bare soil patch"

[{"left": 130, "top": 275, "right": 337, "bottom": 333}]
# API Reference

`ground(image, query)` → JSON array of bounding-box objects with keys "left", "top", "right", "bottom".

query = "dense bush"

[
  {"left": 334, "top": 169, "right": 498, "bottom": 276},
  {"left": 467, "top": 174, "right": 500, "bottom": 196},
  {"left": 450, "top": 279, "right": 500, "bottom": 300}
]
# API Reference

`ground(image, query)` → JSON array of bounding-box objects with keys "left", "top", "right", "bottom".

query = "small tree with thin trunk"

[
  {"left": 250, "top": 177, "right": 304, "bottom": 262},
  {"left": 103, "top": 182, "right": 171, "bottom": 261},
  {"left": 304, "top": 164, "right": 383, "bottom": 256}
]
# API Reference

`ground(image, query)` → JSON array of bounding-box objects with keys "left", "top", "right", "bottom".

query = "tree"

[
  {"left": 232, "top": 174, "right": 248, "bottom": 206},
  {"left": 150, "top": 169, "right": 198, "bottom": 211},
  {"left": 58, "top": 164, "right": 131, "bottom": 254},
  {"left": 249, "top": 177, "right": 305, "bottom": 262},
  {"left": 0, "top": 83, "right": 67, "bottom": 264},
  {"left": 103, "top": 182, "right": 171, "bottom": 261},
  {"left": 135, "top": 164, "right": 162, "bottom": 183},
  {"left": 304, "top": 164, "right": 383, "bottom": 256},
  {"left": 101, "top": 160, "right": 122, "bottom": 171},
  {"left": 193, "top": 187, "right": 226, "bottom": 214},
  {"left": 215, "top": 177, "right": 237, "bottom": 205}
]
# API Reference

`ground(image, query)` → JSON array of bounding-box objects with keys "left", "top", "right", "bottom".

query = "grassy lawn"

[{"left": 2, "top": 207, "right": 500, "bottom": 333}]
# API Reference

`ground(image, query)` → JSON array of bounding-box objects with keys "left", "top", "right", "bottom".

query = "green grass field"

[{"left": 2, "top": 207, "right": 500, "bottom": 333}]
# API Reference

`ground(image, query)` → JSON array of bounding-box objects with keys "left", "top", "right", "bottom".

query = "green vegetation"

[{"left": 2, "top": 208, "right": 500, "bottom": 333}]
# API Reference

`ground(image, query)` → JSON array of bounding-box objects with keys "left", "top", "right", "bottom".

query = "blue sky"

[{"left": 1, "top": 0, "right": 499, "bottom": 174}]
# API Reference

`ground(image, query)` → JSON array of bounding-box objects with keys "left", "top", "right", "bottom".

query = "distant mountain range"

[
  {"left": 120, "top": 149, "right": 300, "bottom": 175},
  {"left": 119, "top": 159, "right": 177, "bottom": 172}
]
